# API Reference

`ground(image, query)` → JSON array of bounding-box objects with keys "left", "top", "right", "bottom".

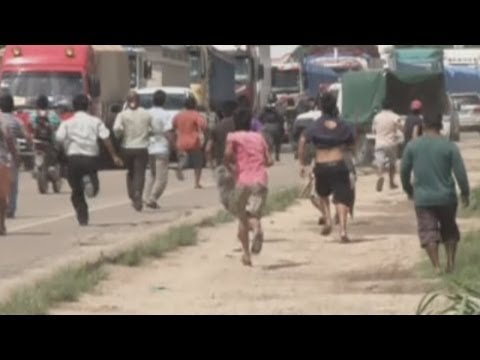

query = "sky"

[{"left": 271, "top": 45, "right": 298, "bottom": 59}]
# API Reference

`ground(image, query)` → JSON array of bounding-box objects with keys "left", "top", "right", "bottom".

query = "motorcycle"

[{"left": 33, "top": 140, "right": 63, "bottom": 194}]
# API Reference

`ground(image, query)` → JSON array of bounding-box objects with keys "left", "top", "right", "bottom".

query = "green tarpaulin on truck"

[
  {"left": 341, "top": 70, "right": 386, "bottom": 126},
  {"left": 342, "top": 69, "right": 447, "bottom": 127},
  {"left": 394, "top": 48, "right": 444, "bottom": 73}
]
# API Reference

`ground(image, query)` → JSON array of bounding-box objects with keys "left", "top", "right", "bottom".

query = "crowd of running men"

[{"left": 0, "top": 90, "right": 472, "bottom": 271}]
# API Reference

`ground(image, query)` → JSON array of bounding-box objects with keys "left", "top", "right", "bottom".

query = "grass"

[
  {"left": 460, "top": 187, "right": 480, "bottom": 217},
  {"left": 199, "top": 186, "right": 300, "bottom": 228},
  {"left": 198, "top": 210, "right": 234, "bottom": 228},
  {"left": 0, "top": 225, "right": 198, "bottom": 315},
  {"left": 0, "top": 263, "right": 106, "bottom": 315},
  {"left": 417, "top": 231, "right": 480, "bottom": 314},
  {"left": 110, "top": 225, "right": 197, "bottom": 267},
  {"left": 0, "top": 187, "right": 300, "bottom": 315},
  {"left": 264, "top": 187, "right": 300, "bottom": 215}
]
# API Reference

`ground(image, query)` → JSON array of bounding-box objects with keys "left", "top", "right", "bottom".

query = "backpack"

[{"left": 34, "top": 113, "right": 53, "bottom": 142}]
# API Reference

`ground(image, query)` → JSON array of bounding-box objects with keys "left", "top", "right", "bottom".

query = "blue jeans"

[{"left": 7, "top": 164, "right": 19, "bottom": 216}]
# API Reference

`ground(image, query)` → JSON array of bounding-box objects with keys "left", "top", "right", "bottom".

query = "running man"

[
  {"left": 56, "top": 95, "right": 123, "bottom": 226},
  {"left": 0, "top": 112, "right": 17, "bottom": 235},
  {"left": 0, "top": 93, "right": 32, "bottom": 219},
  {"left": 372, "top": 100, "right": 402, "bottom": 192},
  {"left": 401, "top": 114, "right": 470, "bottom": 274},
  {"left": 224, "top": 108, "right": 274, "bottom": 267},
  {"left": 298, "top": 93, "right": 356, "bottom": 243},
  {"left": 114, "top": 91, "right": 153, "bottom": 212},
  {"left": 173, "top": 96, "right": 207, "bottom": 189},
  {"left": 143, "top": 90, "right": 174, "bottom": 209}
]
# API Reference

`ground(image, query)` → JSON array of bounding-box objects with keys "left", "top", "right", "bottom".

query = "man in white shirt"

[
  {"left": 56, "top": 95, "right": 123, "bottom": 226},
  {"left": 144, "top": 90, "right": 173, "bottom": 209},
  {"left": 372, "top": 100, "right": 403, "bottom": 192},
  {"left": 113, "top": 91, "right": 153, "bottom": 212}
]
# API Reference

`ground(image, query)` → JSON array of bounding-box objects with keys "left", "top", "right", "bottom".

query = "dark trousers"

[
  {"left": 122, "top": 148, "right": 149, "bottom": 203},
  {"left": 67, "top": 155, "right": 98, "bottom": 224}
]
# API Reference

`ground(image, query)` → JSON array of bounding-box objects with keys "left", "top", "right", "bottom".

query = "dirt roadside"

[{"left": 52, "top": 138, "right": 480, "bottom": 315}]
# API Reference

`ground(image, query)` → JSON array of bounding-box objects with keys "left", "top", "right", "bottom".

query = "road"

[
  {"left": 0, "top": 151, "right": 300, "bottom": 286},
  {"left": 52, "top": 133, "right": 480, "bottom": 315}
]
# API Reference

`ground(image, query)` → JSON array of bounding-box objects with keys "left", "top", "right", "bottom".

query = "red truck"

[{"left": 0, "top": 45, "right": 130, "bottom": 168}]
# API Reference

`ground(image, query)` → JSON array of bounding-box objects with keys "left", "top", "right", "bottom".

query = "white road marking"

[{"left": 10, "top": 182, "right": 215, "bottom": 233}]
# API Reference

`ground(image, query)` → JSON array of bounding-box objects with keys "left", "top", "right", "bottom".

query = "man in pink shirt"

[{"left": 224, "top": 108, "right": 274, "bottom": 267}]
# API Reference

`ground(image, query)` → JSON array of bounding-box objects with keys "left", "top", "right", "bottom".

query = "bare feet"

[
  {"left": 390, "top": 183, "right": 399, "bottom": 190},
  {"left": 340, "top": 234, "right": 351, "bottom": 243},
  {"left": 242, "top": 254, "right": 252, "bottom": 267},
  {"left": 321, "top": 225, "right": 333, "bottom": 236}
]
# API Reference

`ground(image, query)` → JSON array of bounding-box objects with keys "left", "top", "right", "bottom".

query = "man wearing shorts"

[
  {"left": 173, "top": 96, "right": 207, "bottom": 189},
  {"left": 372, "top": 100, "right": 402, "bottom": 192},
  {"left": 401, "top": 115, "right": 470, "bottom": 274},
  {"left": 224, "top": 108, "right": 274, "bottom": 267}
]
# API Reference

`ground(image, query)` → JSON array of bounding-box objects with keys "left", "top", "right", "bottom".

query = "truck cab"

[
  {"left": 186, "top": 45, "right": 236, "bottom": 126},
  {"left": 212, "top": 45, "right": 266, "bottom": 113},
  {"left": 0, "top": 45, "right": 130, "bottom": 169}
]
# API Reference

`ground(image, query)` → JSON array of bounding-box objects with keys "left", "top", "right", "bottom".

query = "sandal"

[{"left": 251, "top": 231, "right": 264, "bottom": 255}]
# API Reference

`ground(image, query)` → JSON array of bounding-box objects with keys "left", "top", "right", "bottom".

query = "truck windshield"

[
  {"left": 0, "top": 72, "right": 84, "bottom": 106},
  {"left": 235, "top": 57, "right": 251, "bottom": 84},
  {"left": 271, "top": 69, "right": 300, "bottom": 94}
]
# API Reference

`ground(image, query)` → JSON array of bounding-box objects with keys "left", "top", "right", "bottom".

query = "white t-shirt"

[
  {"left": 56, "top": 111, "right": 110, "bottom": 157},
  {"left": 148, "top": 107, "right": 173, "bottom": 155},
  {"left": 372, "top": 110, "right": 401, "bottom": 149}
]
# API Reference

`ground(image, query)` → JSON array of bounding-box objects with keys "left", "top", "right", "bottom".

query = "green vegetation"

[
  {"left": 418, "top": 231, "right": 480, "bottom": 315},
  {"left": 0, "top": 225, "right": 197, "bottom": 315},
  {"left": 460, "top": 187, "right": 480, "bottom": 217},
  {"left": 0, "top": 263, "right": 106, "bottom": 315}
]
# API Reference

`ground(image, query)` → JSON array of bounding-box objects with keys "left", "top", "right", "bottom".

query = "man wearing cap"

[{"left": 404, "top": 100, "right": 424, "bottom": 146}]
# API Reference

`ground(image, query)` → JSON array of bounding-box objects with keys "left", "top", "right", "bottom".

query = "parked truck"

[
  {"left": 341, "top": 68, "right": 458, "bottom": 166},
  {"left": 186, "top": 45, "right": 236, "bottom": 124},
  {"left": 0, "top": 45, "right": 131, "bottom": 168},
  {"left": 212, "top": 45, "right": 270, "bottom": 114}
]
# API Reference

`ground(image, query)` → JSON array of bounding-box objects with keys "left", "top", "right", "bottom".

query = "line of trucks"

[
  {"left": 289, "top": 46, "right": 480, "bottom": 166},
  {"left": 1, "top": 45, "right": 478, "bottom": 171},
  {"left": 0, "top": 44, "right": 272, "bottom": 170}
]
